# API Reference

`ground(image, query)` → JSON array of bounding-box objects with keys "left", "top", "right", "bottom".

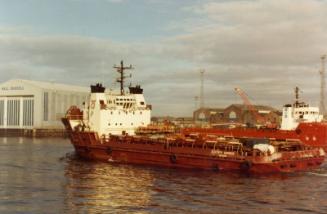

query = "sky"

[{"left": 0, "top": 0, "right": 326, "bottom": 116}]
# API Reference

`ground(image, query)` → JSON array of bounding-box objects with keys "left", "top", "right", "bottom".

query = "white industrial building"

[{"left": 0, "top": 79, "right": 89, "bottom": 129}]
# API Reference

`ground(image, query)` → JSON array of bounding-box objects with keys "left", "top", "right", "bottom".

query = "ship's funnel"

[{"left": 90, "top": 83, "right": 105, "bottom": 93}]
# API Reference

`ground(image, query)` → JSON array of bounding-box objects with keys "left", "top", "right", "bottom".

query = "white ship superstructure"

[
  {"left": 71, "top": 61, "right": 151, "bottom": 136},
  {"left": 281, "top": 87, "right": 323, "bottom": 130},
  {"left": 84, "top": 85, "right": 151, "bottom": 136}
]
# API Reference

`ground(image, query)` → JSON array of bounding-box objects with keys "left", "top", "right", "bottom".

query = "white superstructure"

[
  {"left": 82, "top": 85, "right": 151, "bottom": 136},
  {"left": 281, "top": 87, "right": 323, "bottom": 130},
  {"left": 76, "top": 61, "right": 151, "bottom": 136}
]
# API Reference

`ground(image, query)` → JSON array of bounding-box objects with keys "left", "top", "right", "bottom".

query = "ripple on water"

[{"left": 1, "top": 137, "right": 327, "bottom": 213}]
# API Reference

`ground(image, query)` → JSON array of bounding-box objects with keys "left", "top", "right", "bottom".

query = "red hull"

[
  {"left": 183, "top": 122, "right": 327, "bottom": 151},
  {"left": 69, "top": 131, "right": 325, "bottom": 174}
]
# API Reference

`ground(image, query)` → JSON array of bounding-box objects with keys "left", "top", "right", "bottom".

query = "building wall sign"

[{"left": 2, "top": 86, "right": 24, "bottom": 91}]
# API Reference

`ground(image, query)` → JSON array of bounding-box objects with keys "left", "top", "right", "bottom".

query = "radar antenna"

[{"left": 114, "top": 60, "right": 133, "bottom": 95}]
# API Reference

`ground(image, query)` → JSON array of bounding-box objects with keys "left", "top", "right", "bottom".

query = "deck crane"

[{"left": 234, "top": 88, "right": 275, "bottom": 128}]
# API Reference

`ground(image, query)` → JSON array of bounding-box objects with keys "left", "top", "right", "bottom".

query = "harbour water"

[{"left": 0, "top": 137, "right": 327, "bottom": 214}]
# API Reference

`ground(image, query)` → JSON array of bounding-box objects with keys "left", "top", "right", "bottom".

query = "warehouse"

[
  {"left": 0, "top": 79, "right": 89, "bottom": 130},
  {"left": 194, "top": 104, "right": 281, "bottom": 126}
]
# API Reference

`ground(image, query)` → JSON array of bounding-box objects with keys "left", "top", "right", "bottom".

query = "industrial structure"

[
  {"left": 193, "top": 104, "right": 281, "bottom": 127},
  {"left": 0, "top": 79, "right": 88, "bottom": 132},
  {"left": 200, "top": 70, "right": 205, "bottom": 109},
  {"left": 320, "top": 54, "right": 326, "bottom": 116},
  {"left": 194, "top": 85, "right": 281, "bottom": 127}
]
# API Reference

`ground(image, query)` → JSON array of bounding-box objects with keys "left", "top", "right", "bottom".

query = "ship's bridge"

[{"left": 105, "top": 93, "right": 148, "bottom": 110}]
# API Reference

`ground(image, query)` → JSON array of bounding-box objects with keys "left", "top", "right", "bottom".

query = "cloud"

[
  {"left": 0, "top": 32, "right": 198, "bottom": 116},
  {"left": 106, "top": 0, "right": 124, "bottom": 3},
  {"left": 0, "top": 35, "right": 122, "bottom": 82},
  {"left": 0, "top": 0, "right": 326, "bottom": 116},
  {"left": 156, "top": 0, "right": 326, "bottom": 111}
]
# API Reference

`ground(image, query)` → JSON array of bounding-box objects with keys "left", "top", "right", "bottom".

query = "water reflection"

[
  {"left": 1, "top": 137, "right": 327, "bottom": 214},
  {"left": 62, "top": 154, "right": 327, "bottom": 214},
  {"left": 64, "top": 157, "right": 154, "bottom": 213}
]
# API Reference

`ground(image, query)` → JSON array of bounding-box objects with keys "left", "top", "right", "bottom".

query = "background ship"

[{"left": 184, "top": 87, "right": 327, "bottom": 151}]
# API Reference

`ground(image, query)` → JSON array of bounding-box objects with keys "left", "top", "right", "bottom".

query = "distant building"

[
  {"left": 0, "top": 79, "right": 89, "bottom": 130},
  {"left": 193, "top": 108, "right": 225, "bottom": 124},
  {"left": 223, "top": 104, "right": 281, "bottom": 125},
  {"left": 194, "top": 104, "right": 281, "bottom": 126}
]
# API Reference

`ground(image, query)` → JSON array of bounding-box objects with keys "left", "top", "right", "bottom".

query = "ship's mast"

[
  {"left": 114, "top": 60, "right": 133, "bottom": 95},
  {"left": 295, "top": 86, "right": 299, "bottom": 107}
]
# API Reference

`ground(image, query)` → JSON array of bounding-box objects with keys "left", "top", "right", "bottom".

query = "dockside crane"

[{"left": 234, "top": 87, "right": 275, "bottom": 128}]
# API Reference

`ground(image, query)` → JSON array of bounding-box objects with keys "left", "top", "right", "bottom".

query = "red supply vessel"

[{"left": 62, "top": 61, "right": 325, "bottom": 174}]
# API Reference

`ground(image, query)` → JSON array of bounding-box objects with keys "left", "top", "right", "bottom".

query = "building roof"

[
  {"left": 3, "top": 79, "right": 89, "bottom": 93},
  {"left": 194, "top": 107, "right": 225, "bottom": 113},
  {"left": 226, "top": 104, "right": 278, "bottom": 112}
]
